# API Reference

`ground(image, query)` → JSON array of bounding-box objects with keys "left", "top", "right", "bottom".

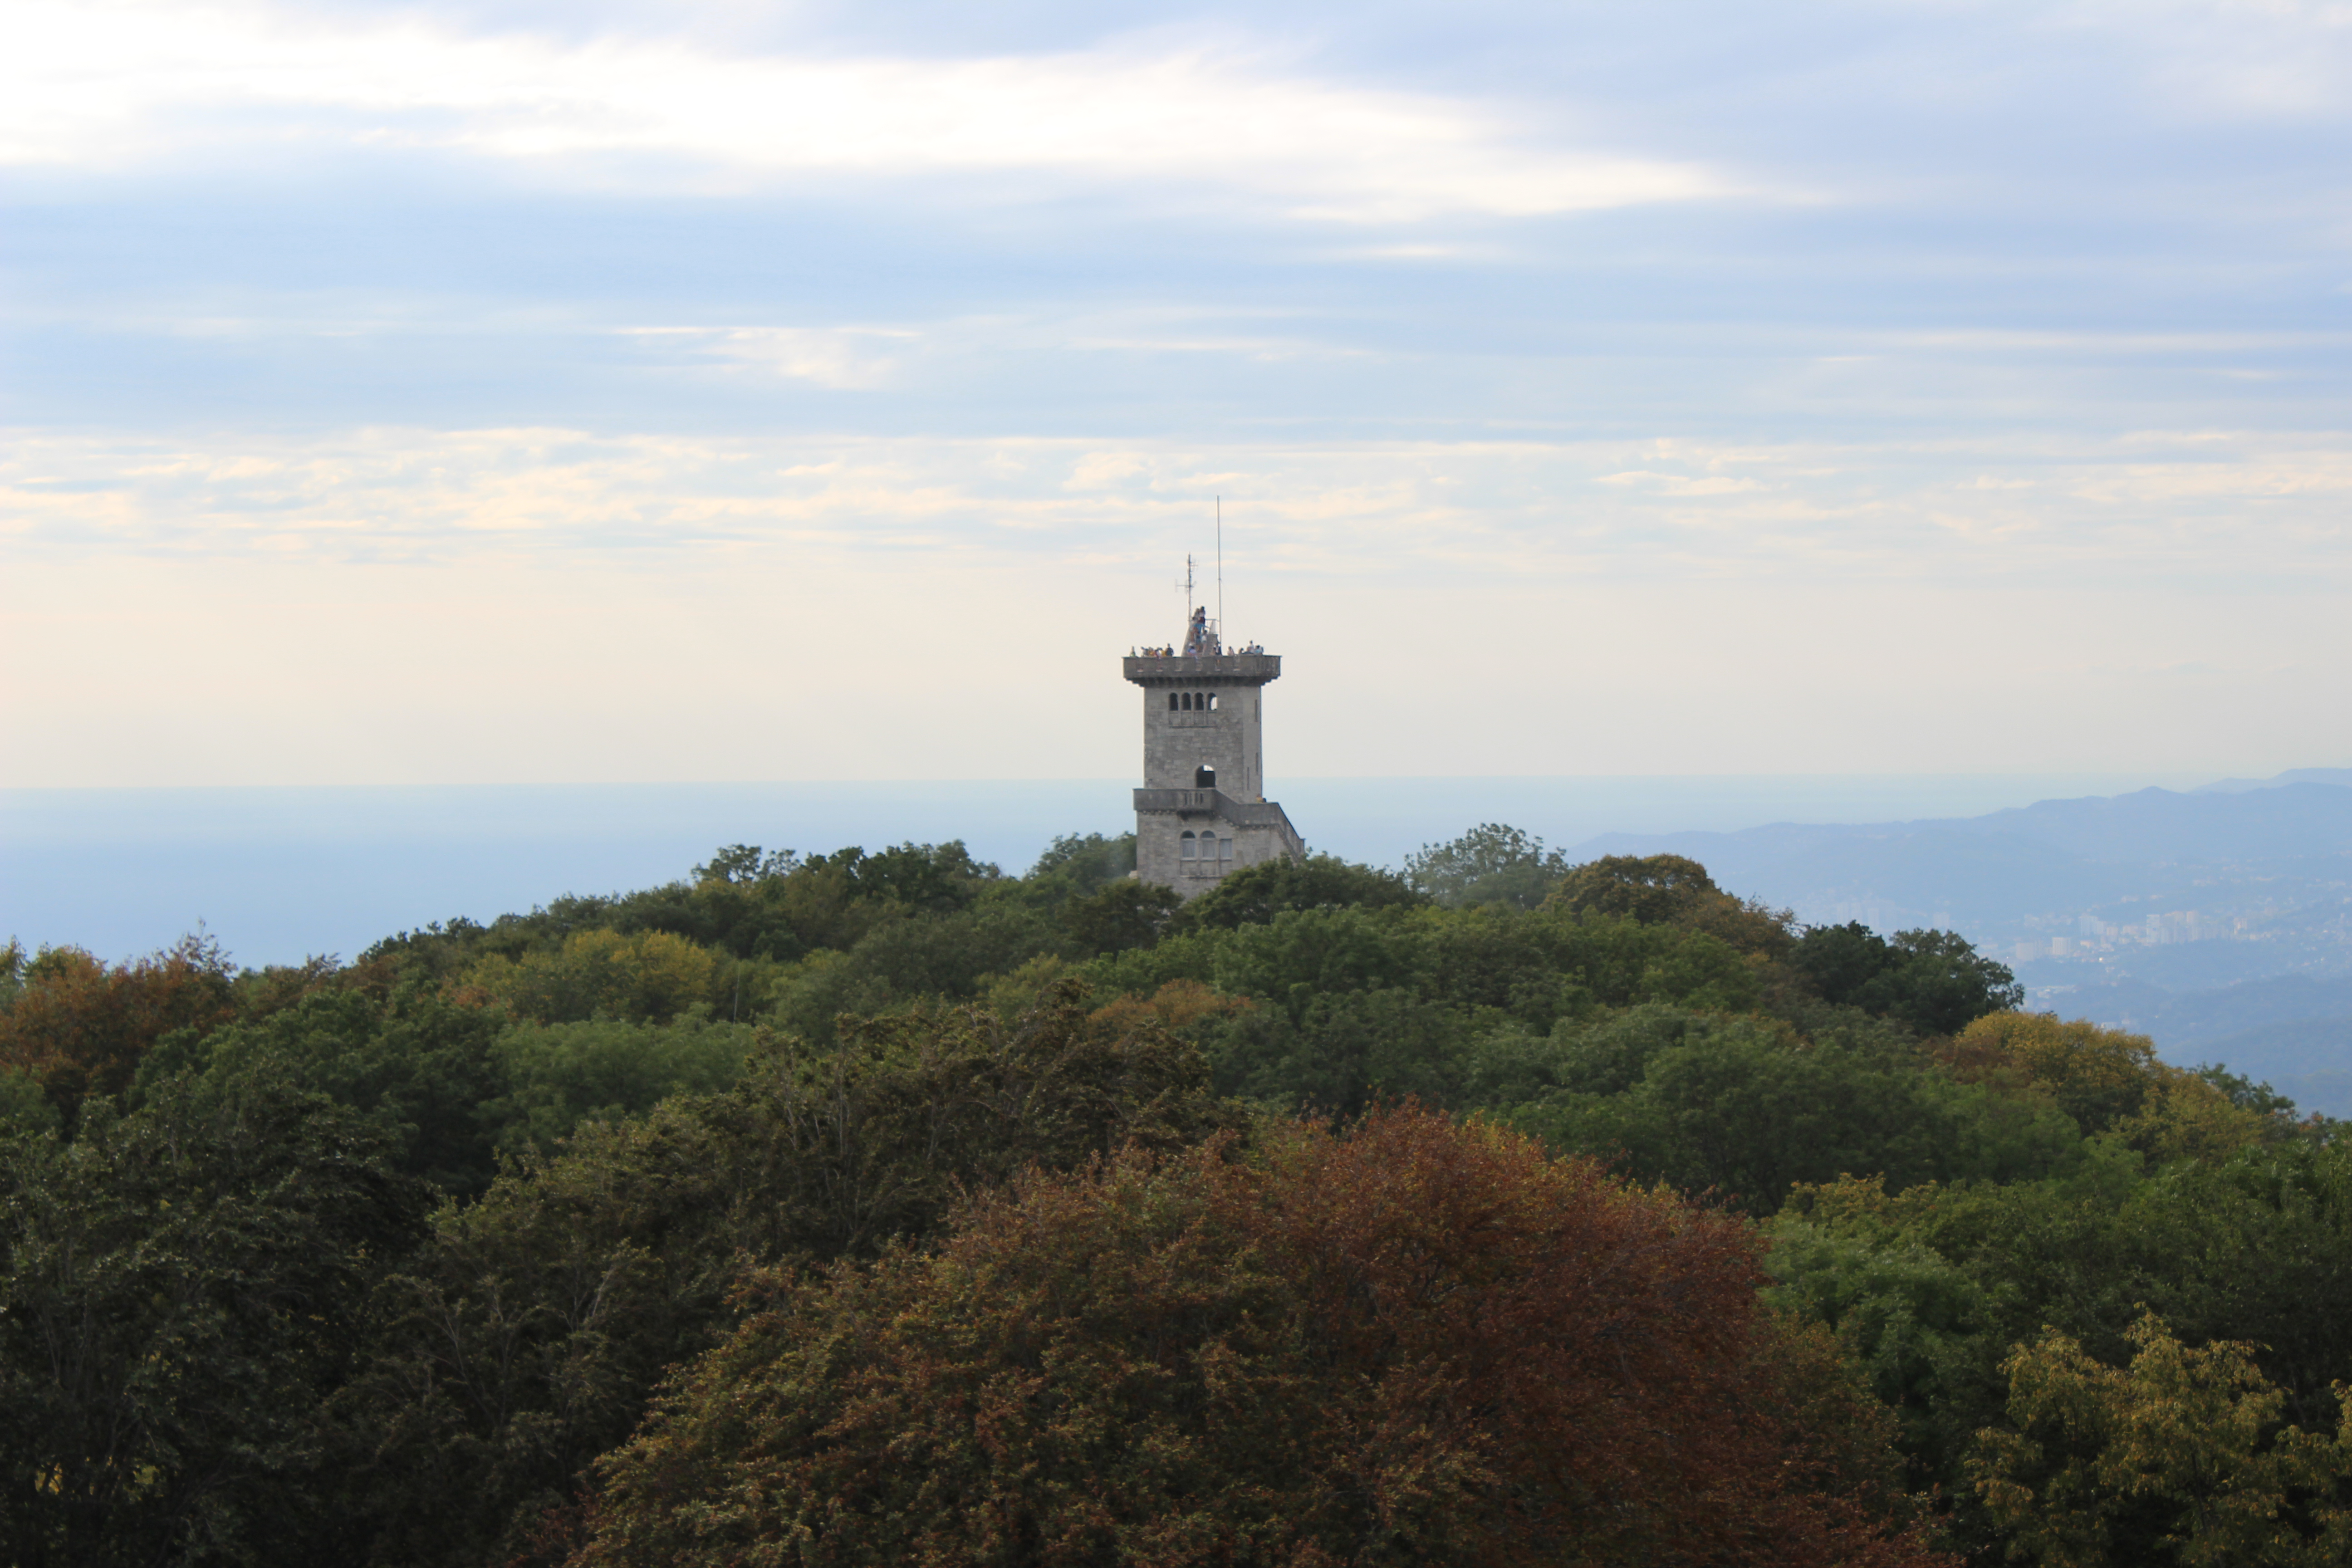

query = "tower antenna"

[{"left": 1216, "top": 496, "right": 1224, "bottom": 652}]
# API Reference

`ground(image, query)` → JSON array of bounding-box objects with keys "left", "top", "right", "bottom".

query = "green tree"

[
  {"left": 1792, "top": 923, "right": 2022, "bottom": 1036},
  {"left": 0, "top": 1068, "right": 56, "bottom": 1137},
  {"left": 1198, "top": 985, "right": 1469, "bottom": 1117},
  {"left": 1547, "top": 853, "right": 1798, "bottom": 958},
  {"left": 1210, "top": 905, "right": 1430, "bottom": 1004},
  {"left": 487, "top": 1013, "right": 757, "bottom": 1157},
  {"left": 1764, "top": 1139, "right": 2352, "bottom": 1530},
  {"left": 1876, "top": 930, "right": 2027, "bottom": 1037},
  {"left": 0, "top": 1081, "right": 427, "bottom": 1567},
  {"left": 1524, "top": 906, "right": 1765, "bottom": 1014},
  {"left": 1402, "top": 823, "right": 1569, "bottom": 911},
  {"left": 1793, "top": 921, "right": 1901, "bottom": 1007},
  {"left": 819, "top": 840, "right": 1000, "bottom": 914},
  {"left": 830, "top": 902, "right": 1065, "bottom": 1007},
  {"left": 1549, "top": 851, "right": 1721, "bottom": 924},
  {"left": 1497, "top": 1008, "right": 2081, "bottom": 1213},
  {"left": 1021, "top": 831, "right": 1139, "bottom": 909},
  {"left": 1061, "top": 879, "right": 1186, "bottom": 956},
  {"left": 691, "top": 843, "right": 802, "bottom": 883},
  {"left": 337, "top": 988, "right": 1237, "bottom": 1567},
  {"left": 136, "top": 985, "right": 512, "bottom": 1196},
  {"left": 1181, "top": 852, "right": 1426, "bottom": 929}
]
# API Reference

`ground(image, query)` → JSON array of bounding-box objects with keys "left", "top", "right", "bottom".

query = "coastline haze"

[{"left": 0, "top": 771, "right": 2248, "bottom": 967}]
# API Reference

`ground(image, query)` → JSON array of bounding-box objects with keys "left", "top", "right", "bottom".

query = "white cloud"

[
  {"left": 618, "top": 326, "right": 912, "bottom": 388},
  {"left": 7, "top": 425, "right": 2349, "bottom": 587},
  {"left": 2047, "top": 0, "right": 2352, "bottom": 121},
  {"left": 2, "top": 0, "right": 1732, "bottom": 222}
]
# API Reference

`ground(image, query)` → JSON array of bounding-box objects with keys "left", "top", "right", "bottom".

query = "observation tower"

[{"left": 1124, "top": 559, "right": 1304, "bottom": 895}]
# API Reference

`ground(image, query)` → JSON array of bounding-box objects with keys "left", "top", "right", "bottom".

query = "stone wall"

[{"left": 1135, "top": 808, "right": 1302, "bottom": 895}]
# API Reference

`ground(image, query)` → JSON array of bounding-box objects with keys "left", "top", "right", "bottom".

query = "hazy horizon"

[{"left": 0, "top": 767, "right": 2279, "bottom": 967}]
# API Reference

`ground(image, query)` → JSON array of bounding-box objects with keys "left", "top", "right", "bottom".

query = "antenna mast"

[{"left": 1216, "top": 496, "right": 1224, "bottom": 648}]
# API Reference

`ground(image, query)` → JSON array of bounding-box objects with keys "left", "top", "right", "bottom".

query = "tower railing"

[{"left": 1122, "top": 652, "right": 1280, "bottom": 682}]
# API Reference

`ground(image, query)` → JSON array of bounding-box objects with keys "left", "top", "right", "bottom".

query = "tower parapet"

[{"left": 1125, "top": 648, "right": 1302, "bottom": 894}]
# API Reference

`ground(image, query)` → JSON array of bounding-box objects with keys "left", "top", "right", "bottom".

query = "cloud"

[
  {"left": 1594, "top": 471, "right": 1764, "bottom": 496},
  {"left": 618, "top": 327, "right": 912, "bottom": 389},
  {"left": 2049, "top": 0, "right": 2352, "bottom": 122},
  {"left": 8, "top": 425, "right": 2350, "bottom": 588},
  {"left": 3, "top": 0, "right": 1734, "bottom": 222}
]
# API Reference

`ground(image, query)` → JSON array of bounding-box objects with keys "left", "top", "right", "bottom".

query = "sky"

[{"left": 6, "top": 0, "right": 2351, "bottom": 788}]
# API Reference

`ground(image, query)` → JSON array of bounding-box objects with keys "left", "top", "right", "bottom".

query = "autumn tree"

[
  {"left": 336, "top": 985, "right": 1237, "bottom": 1568},
  {"left": 573, "top": 1107, "right": 1945, "bottom": 1568},
  {"left": 1945, "top": 1011, "right": 2270, "bottom": 1161},
  {"left": 460, "top": 929, "right": 719, "bottom": 1024},
  {"left": 1970, "top": 1313, "right": 2352, "bottom": 1567},
  {"left": 0, "top": 934, "right": 238, "bottom": 1120}
]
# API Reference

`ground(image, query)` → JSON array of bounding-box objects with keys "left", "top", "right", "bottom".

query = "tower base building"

[{"left": 1124, "top": 637, "right": 1303, "bottom": 897}]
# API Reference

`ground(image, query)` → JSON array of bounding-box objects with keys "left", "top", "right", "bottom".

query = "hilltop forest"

[{"left": 5, "top": 824, "right": 2352, "bottom": 1568}]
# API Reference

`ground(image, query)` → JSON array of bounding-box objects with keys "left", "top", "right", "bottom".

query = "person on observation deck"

[{"left": 1182, "top": 607, "right": 1218, "bottom": 657}]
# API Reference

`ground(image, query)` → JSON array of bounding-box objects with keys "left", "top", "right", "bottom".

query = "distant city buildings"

[{"left": 2010, "top": 908, "right": 2251, "bottom": 965}]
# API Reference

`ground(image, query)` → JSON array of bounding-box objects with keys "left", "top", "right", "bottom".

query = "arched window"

[
  {"left": 1167, "top": 692, "right": 1178, "bottom": 711},
  {"left": 1180, "top": 831, "right": 1198, "bottom": 860},
  {"left": 1195, "top": 765, "right": 1216, "bottom": 789},
  {"left": 1207, "top": 692, "right": 1219, "bottom": 710}
]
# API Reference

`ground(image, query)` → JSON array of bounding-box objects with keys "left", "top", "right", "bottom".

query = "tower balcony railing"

[{"left": 1122, "top": 652, "right": 1281, "bottom": 684}]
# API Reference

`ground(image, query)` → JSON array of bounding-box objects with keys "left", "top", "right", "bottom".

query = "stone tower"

[{"left": 1125, "top": 603, "right": 1304, "bottom": 896}]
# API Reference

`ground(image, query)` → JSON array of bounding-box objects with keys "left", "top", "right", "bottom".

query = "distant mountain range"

[
  {"left": 1565, "top": 769, "right": 2352, "bottom": 1114},
  {"left": 2196, "top": 767, "right": 2352, "bottom": 794}
]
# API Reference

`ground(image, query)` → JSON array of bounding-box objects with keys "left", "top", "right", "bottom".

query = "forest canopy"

[{"left": 1, "top": 828, "right": 2344, "bottom": 1568}]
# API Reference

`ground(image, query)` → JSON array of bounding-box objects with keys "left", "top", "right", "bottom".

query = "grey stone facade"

[{"left": 1123, "top": 652, "right": 1304, "bottom": 897}]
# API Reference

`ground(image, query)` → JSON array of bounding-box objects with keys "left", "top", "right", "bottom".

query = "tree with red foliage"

[
  {"left": 0, "top": 934, "right": 237, "bottom": 1117},
  {"left": 572, "top": 1107, "right": 1945, "bottom": 1567}
]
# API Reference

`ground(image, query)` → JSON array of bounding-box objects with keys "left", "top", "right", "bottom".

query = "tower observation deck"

[{"left": 1125, "top": 612, "right": 1304, "bottom": 894}]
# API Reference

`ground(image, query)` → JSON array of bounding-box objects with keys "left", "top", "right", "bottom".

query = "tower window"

[
  {"left": 1196, "top": 765, "right": 1216, "bottom": 789},
  {"left": 1167, "top": 692, "right": 1178, "bottom": 711},
  {"left": 1208, "top": 692, "right": 1218, "bottom": 710},
  {"left": 1219, "top": 836, "right": 1233, "bottom": 861},
  {"left": 1180, "top": 831, "right": 1197, "bottom": 859}
]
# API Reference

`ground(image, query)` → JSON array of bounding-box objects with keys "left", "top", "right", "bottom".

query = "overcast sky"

[{"left": 6, "top": 0, "right": 2349, "bottom": 787}]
